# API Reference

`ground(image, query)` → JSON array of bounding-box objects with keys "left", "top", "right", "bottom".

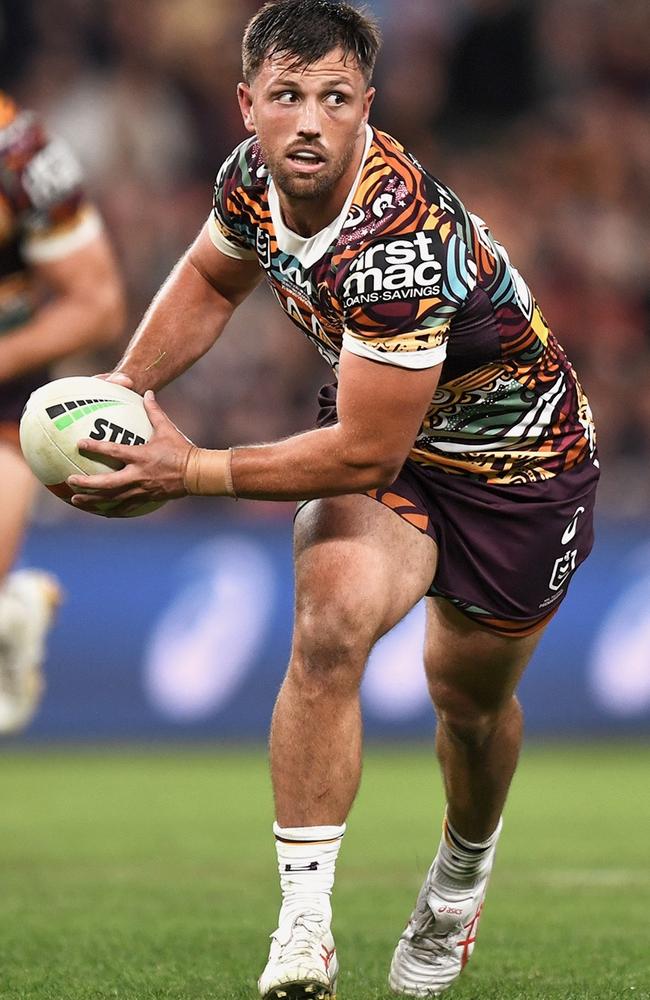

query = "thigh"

[
  {"left": 0, "top": 437, "right": 37, "bottom": 580},
  {"left": 293, "top": 493, "right": 438, "bottom": 652},
  {"left": 424, "top": 596, "right": 544, "bottom": 713}
]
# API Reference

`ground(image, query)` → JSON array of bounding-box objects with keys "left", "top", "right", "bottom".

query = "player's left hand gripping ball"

[{"left": 19, "top": 376, "right": 190, "bottom": 517}]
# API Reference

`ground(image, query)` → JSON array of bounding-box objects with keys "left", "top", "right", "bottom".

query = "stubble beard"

[{"left": 269, "top": 143, "right": 358, "bottom": 202}]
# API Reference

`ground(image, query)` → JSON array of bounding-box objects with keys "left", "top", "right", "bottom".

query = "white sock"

[
  {"left": 274, "top": 821, "right": 346, "bottom": 927},
  {"left": 433, "top": 812, "right": 503, "bottom": 891},
  {"left": 0, "top": 578, "right": 23, "bottom": 634},
  {"left": 0, "top": 576, "right": 30, "bottom": 659}
]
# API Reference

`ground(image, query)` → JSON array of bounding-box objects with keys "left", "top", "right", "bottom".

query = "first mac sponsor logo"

[{"left": 342, "top": 232, "right": 443, "bottom": 308}]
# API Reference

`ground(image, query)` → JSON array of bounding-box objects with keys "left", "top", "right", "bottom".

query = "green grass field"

[{"left": 1, "top": 744, "right": 648, "bottom": 1000}]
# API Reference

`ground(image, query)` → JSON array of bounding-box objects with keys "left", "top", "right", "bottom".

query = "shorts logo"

[
  {"left": 549, "top": 549, "right": 577, "bottom": 592},
  {"left": 342, "top": 232, "right": 442, "bottom": 308},
  {"left": 561, "top": 506, "right": 585, "bottom": 544}
]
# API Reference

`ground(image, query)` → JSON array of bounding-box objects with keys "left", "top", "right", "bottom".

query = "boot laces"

[{"left": 275, "top": 913, "right": 327, "bottom": 961}]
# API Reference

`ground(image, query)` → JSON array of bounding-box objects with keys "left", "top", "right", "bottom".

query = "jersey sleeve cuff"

[
  {"left": 342, "top": 331, "right": 448, "bottom": 370},
  {"left": 208, "top": 213, "right": 257, "bottom": 261},
  {"left": 21, "top": 206, "right": 104, "bottom": 263}
]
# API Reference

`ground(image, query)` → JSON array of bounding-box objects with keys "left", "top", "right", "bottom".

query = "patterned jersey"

[
  {"left": 210, "top": 126, "right": 597, "bottom": 485},
  {"left": 0, "top": 91, "right": 102, "bottom": 337}
]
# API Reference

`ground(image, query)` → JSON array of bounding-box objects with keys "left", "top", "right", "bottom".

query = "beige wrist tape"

[{"left": 183, "top": 446, "right": 237, "bottom": 498}]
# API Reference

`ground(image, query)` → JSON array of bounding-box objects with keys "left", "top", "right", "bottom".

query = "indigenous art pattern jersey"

[
  {"left": 0, "top": 92, "right": 102, "bottom": 337},
  {"left": 210, "top": 126, "right": 596, "bottom": 485}
]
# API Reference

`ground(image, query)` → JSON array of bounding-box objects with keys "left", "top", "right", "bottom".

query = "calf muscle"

[{"left": 425, "top": 598, "right": 544, "bottom": 841}]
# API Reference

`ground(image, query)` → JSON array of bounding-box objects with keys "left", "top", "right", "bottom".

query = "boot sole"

[{"left": 262, "top": 983, "right": 335, "bottom": 1000}]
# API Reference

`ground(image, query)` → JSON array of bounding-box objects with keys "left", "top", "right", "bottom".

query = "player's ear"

[
  {"left": 237, "top": 82, "right": 256, "bottom": 133},
  {"left": 362, "top": 87, "right": 376, "bottom": 124}
]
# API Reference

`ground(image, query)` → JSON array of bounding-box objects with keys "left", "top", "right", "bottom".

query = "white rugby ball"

[{"left": 19, "top": 375, "right": 165, "bottom": 517}]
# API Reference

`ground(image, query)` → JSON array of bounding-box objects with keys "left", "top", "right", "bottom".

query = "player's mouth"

[{"left": 286, "top": 147, "right": 327, "bottom": 174}]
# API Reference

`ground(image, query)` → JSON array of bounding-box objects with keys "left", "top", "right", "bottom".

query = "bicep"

[
  {"left": 187, "top": 221, "right": 263, "bottom": 308},
  {"left": 31, "top": 229, "right": 123, "bottom": 301},
  {"left": 336, "top": 347, "right": 442, "bottom": 469}
]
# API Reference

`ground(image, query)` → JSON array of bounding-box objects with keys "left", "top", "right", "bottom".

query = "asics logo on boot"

[{"left": 437, "top": 905, "right": 463, "bottom": 915}]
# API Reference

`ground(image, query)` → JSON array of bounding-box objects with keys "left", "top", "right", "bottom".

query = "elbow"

[
  {"left": 335, "top": 429, "right": 407, "bottom": 492},
  {"left": 370, "top": 461, "right": 403, "bottom": 489},
  {"left": 355, "top": 456, "right": 404, "bottom": 491}
]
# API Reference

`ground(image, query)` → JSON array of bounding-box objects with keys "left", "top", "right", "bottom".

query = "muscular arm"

[
  {"left": 112, "top": 222, "right": 263, "bottom": 394},
  {"left": 0, "top": 232, "right": 125, "bottom": 381},
  {"left": 69, "top": 348, "right": 442, "bottom": 509},
  {"left": 228, "top": 349, "right": 441, "bottom": 499}
]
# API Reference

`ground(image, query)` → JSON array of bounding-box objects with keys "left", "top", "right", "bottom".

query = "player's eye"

[
  {"left": 276, "top": 91, "right": 298, "bottom": 104},
  {"left": 325, "top": 92, "right": 346, "bottom": 107}
]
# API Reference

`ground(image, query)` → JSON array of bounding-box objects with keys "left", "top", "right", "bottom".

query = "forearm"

[
  {"left": 186, "top": 425, "right": 401, "bottom": 500},
  {"left": 114, "top": 254, "right": 235, "bottom": 394},
  {"left": 69, "top": 348, "right": 437, "bottom": 517},
  {"left": 0, "top": 288, "right": 122, "bottom": 381}
]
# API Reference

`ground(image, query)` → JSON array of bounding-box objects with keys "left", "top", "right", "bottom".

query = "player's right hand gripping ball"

[{"left": 19, "top": 375, "right": 165, "bottom": 517}]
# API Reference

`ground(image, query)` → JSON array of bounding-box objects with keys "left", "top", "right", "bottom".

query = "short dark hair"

[{"left": 242, "top": 0, "right": 381, "bottom": 84}]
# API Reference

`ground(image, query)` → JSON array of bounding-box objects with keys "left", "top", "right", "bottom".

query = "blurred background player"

[{"left": 0, "top": 91, "right": 125, "bottom": 734}]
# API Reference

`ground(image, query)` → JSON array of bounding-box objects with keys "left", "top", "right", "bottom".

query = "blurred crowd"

[{"left": 2, "top": 0, "right": 649, "bottom": 516}]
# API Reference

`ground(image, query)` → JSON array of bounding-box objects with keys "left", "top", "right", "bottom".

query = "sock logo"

[{"left": 284, "top": 861, "right": 319, "bottom": 873}]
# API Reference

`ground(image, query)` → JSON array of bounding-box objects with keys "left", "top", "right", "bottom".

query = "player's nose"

[{"left": 296, "top": 98, "right": 322, "bottom": 138}]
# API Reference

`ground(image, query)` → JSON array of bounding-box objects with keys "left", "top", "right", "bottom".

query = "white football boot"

[
  {"left": 0, "top": 569, "right": 61, "bottom": 734},
  {"left": 389, "top": 844, "right": 497, "bottom": 997},
  {"left": 258, "top": 912, "right": 338, "bottom": 1000}
]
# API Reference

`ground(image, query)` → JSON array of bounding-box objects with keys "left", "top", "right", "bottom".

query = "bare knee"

[
  {"left": 289, "top": 602, "right": 377, "bottom": 698},
  {"left": 430, "top": 680, "right": 520, "bottom": 749}
]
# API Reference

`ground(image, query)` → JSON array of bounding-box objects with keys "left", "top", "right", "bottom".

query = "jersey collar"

[{"left": 267, "top": 124, "right": 373, "bottom": 270}]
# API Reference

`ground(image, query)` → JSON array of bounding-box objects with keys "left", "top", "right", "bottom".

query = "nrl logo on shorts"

[
  {"left": 549, "top": 548, "right": 578, "bottom": 592},
  {"left": 342, "top": 232, "right": 443, "bottom": 308}
]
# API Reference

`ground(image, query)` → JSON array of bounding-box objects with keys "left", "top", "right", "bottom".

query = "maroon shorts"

[{"left": 316, "top": 382, "right": 599, "bottom": 637}]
